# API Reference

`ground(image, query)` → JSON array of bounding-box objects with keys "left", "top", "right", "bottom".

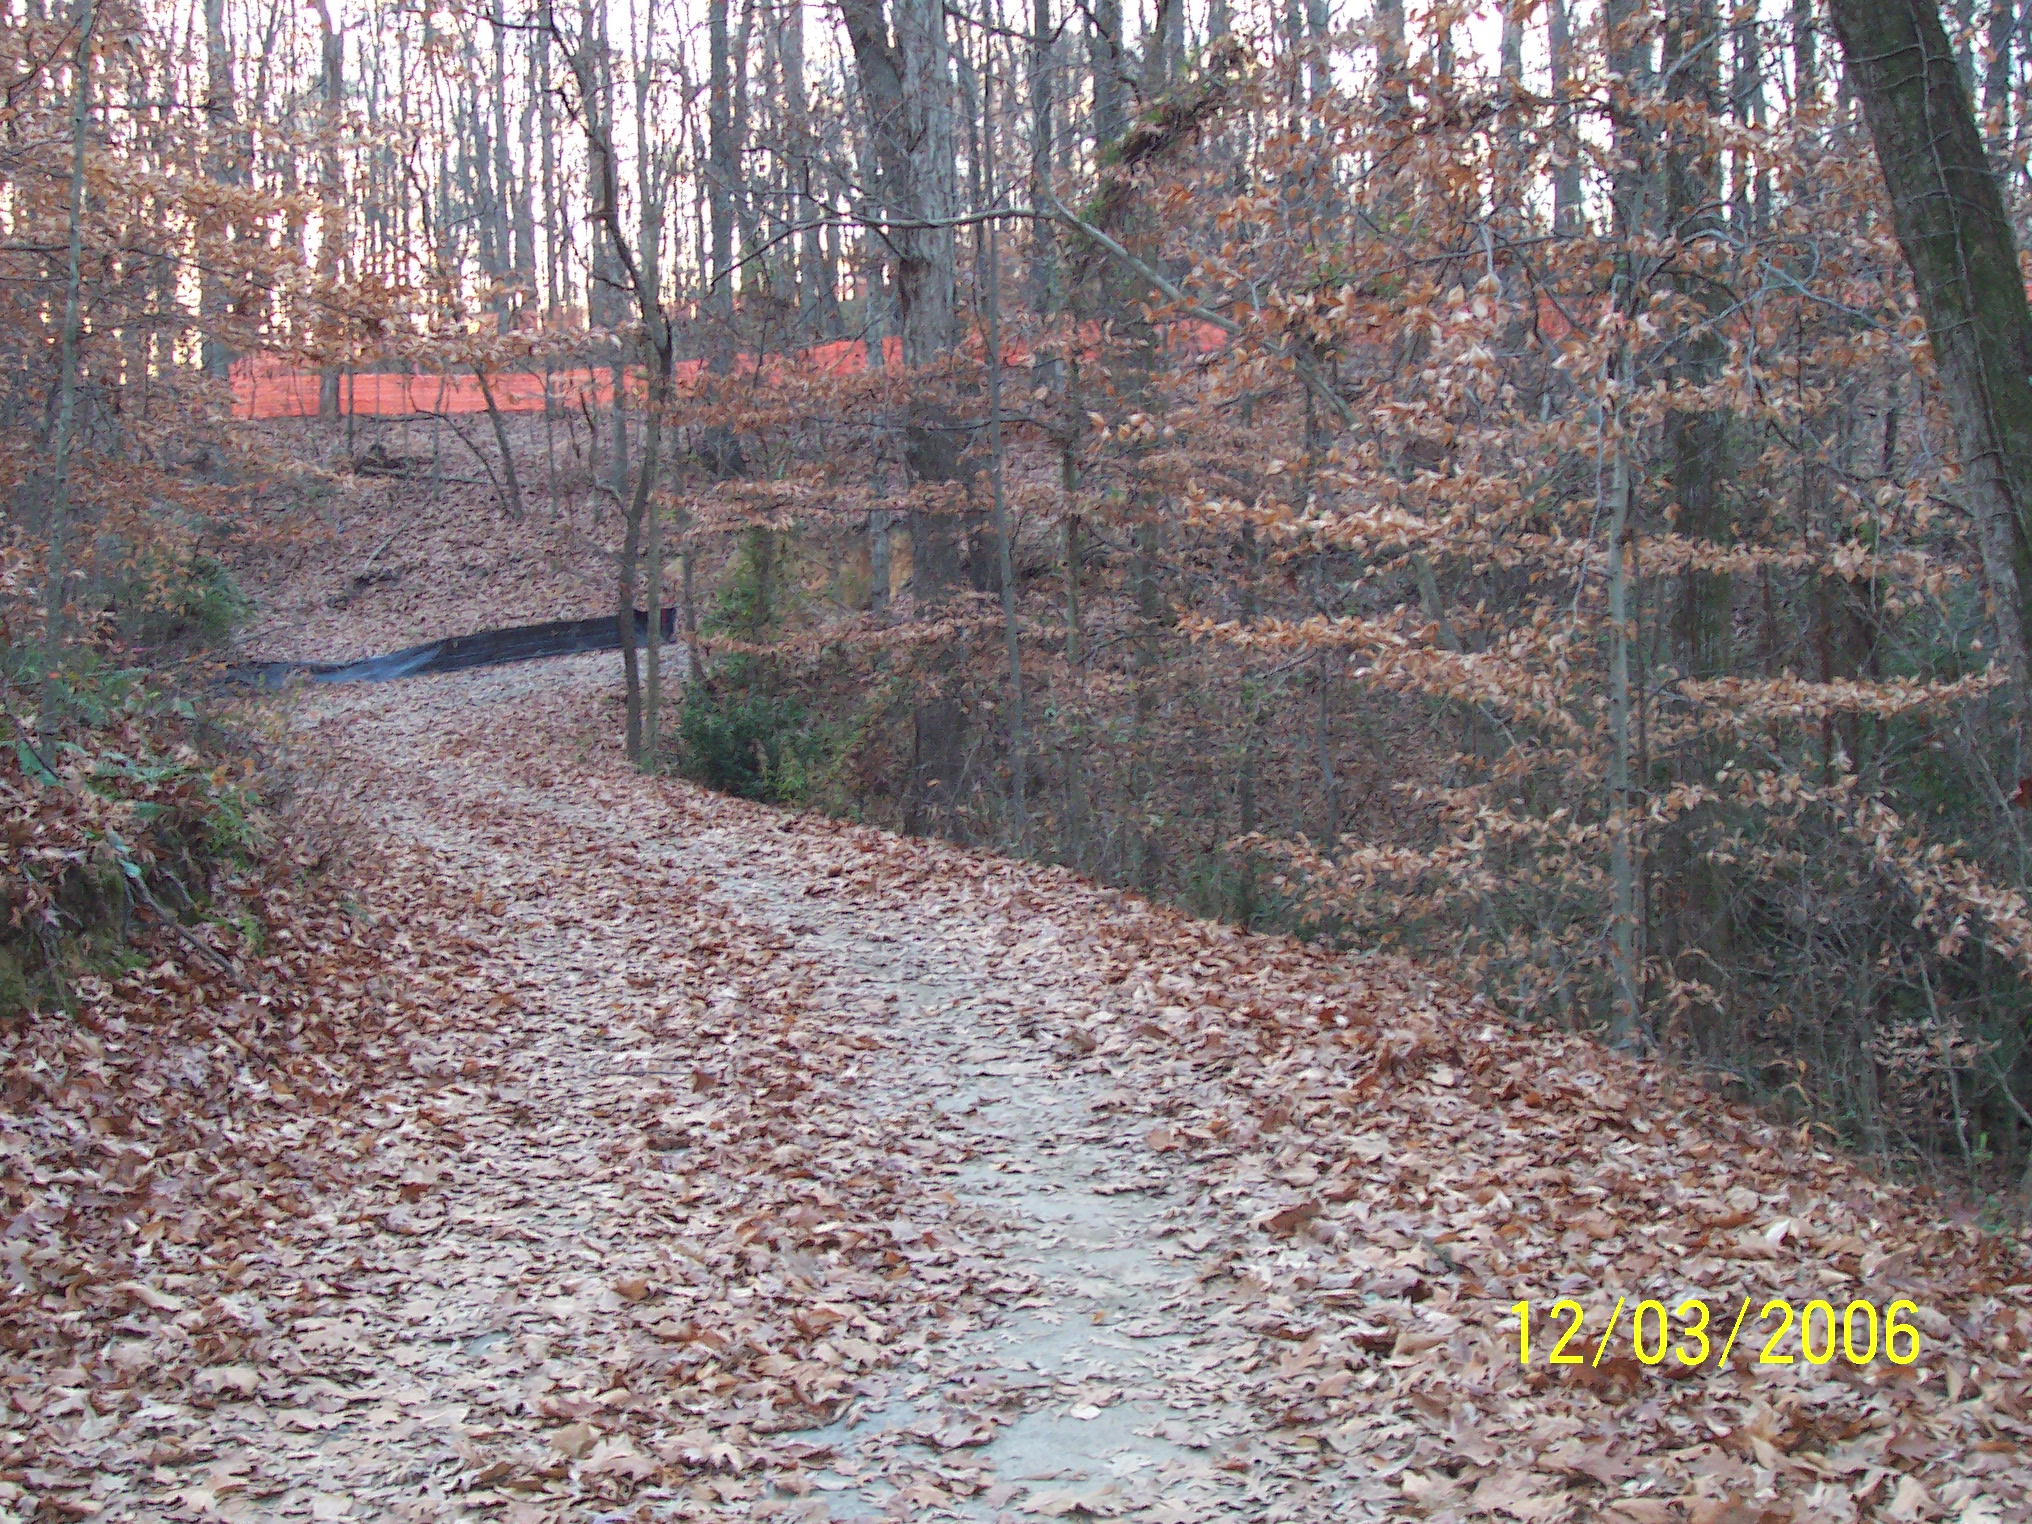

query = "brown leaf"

[{"left": 1259, "top": 1199, "right": 1320, "bottom": 1236}]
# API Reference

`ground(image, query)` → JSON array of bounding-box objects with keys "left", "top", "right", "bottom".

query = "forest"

[
  {"left": 23, "top": 0, "right": 2030, "bottom": 1178},
  {"left": 9, "top": 0, "right": 2032, "bottom": 1516}
]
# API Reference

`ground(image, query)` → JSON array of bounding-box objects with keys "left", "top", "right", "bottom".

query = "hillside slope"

[
  {"left": 7, "top": 649, "right": 2028, "bottom": 1522},
  {"left": 233, "top": 418, "right": 618, "bottom": 664}
]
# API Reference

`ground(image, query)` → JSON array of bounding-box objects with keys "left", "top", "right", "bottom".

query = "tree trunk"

[
  {"left": 1606, "top": 382, "right": 1646, "bottom": 1049},
  {"left": 539, "top": 12, "right": 561, "bottom": 322},
  {"left": 1377, "top": 0, "right": 1405, "bottom": 87},
  {"left": 1664, "top": 0, "right": 1731, "bottom": 680},
  {"left": 473, "top": 367, "right": 525, "bottom": 521},
  {"left": 1549, "top": 0, "right": 1583, "bottom": 232},
  {"left": 1304, "top": 0, "right": 1327, "bottom": 99},
  {"left": 491, "top": 0, "right": 516, "bottom": 329},
  {"left": 782, "top": 0, "right": 822, "bottom": 327},
  {"left": 1829, "top": 0, "right": 2032, "bottom": 716},
  {"left": 639, "top": 379, "right": 665, "bottom": 769},
  {"left": 41, "top": 0, "right": 96, "bottom": 722},
  {"left": 517, "top": 25, "right": 539, "bottom": 306},
  {"left": 1732, "top": 2, "right": 1769, "bottom": 230},
  {"left": 732, "top": 0, "right": 762, "bottom": 299},
  {"left": 709, "top": 0, "right": 736, "bottom": 356},
  {"left": 315, "top": 0, "right": 344, "bottom": 418},
  {"left": 633, "top": 18, "right": 668, "bottom": 771},
  {"left": 616, "top": 474, "right": 644, "bottom": 761},
  {"left": 1028, "top": 0, "right": 1056, "bottom": 329},
  {"left": 201, "top": 0, "right": 237, "bottom": 381},
  {"left": 1604, "top": 0, "right": 1654, "bottom": 239},
  {"left": 983, "top": 61, "right": 1026, "bottom": 846},
  {"left": 1986, "top": 0, "right": 2017, "bottom": 158},
  {"left": 1091, "top": 0, "right": 1124, "bottom": 150},
  {"left": 841, "top": 0, "right": 969, "bottom": 830},
  {"left": 1792, "top": 0, "right": 1818, "bottom": 104}
]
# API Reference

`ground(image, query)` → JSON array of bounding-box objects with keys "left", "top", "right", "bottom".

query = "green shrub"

[
  {"left": 114, "top": 550, "right": 251, "bottom": 650},
  {"left": 678, "top": 685, "right": 822, "bottom": 804}
]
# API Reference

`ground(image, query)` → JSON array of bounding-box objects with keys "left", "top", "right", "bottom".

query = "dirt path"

[
  {"left": 89, "top": 654, "right": 1378, "bottom": 1522},
  {"left": 43, "top": 655, "right": 2032, "bottom": 1523}
]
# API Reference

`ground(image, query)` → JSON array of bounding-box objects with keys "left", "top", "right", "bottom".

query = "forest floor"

[
  {"left": 12, "top": 648, "right": 2032, "bottom": 1522},
  {"left": 236, "top": 418, "right": 617, "bottom": 663}
]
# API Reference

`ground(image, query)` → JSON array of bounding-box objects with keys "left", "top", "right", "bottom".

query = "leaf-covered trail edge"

[{"left": 17, "top": 653, "right": 2032, "bottom": 1523}]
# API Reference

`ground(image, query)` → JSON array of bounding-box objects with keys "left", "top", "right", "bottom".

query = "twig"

[
  {"left": 353, "top": 527, "right": 401, "bottom": 584},
  {"left": 128, "top": 869, "right": 243, "bottom": 984}
]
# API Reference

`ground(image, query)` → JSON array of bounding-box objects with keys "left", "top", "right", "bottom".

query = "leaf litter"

[{"left": 4, "top": 650, "right": 2027, "bottom": 1522}]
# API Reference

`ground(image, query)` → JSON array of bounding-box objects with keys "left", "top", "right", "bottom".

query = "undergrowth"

[
  {"left": 1, "top": 546, "right": 271, "bottom": 1018},
  {"left": 675, "top": 529, "right": 845, "bottom": 805}
]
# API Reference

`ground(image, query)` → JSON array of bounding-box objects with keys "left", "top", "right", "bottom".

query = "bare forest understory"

[{"left": 6, "top": 617, "right": 2032, "bottom": 1521}]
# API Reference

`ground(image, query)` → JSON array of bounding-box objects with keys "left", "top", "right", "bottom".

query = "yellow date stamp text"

[{"left": 1510, "top": 1296, "right": 1923, "bottom": 1371}]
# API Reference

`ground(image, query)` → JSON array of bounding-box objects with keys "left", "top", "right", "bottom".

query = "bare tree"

[
  {"left": 41, "top": 0, "right": 97, "bottom": 717},
  {"left": 841, "top": 0, "right": 969, "bottom": 826},
  {"left": 314, "top": 0, "right": 344, "bottom": 420},
  {"left": 201, "top": 0, "right": 237, "bottom": 381}
]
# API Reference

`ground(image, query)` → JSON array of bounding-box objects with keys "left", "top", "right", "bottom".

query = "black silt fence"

[{"left": 233, "top": 607, "right": 680, "bottom": 687}]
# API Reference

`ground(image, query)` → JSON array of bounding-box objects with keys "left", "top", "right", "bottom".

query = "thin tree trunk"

[
  {"left": 1500, "top": 1, "right": 1523, "bottom": 95},
  {"left": 1377, "top": 0, "right": 1405, "bottom": 85},
  {"left": 1302, "top": 0, "right": 1326, "bottom": 98},
  {"left": 1090, "top": 0, "right": 1124, "bottom": 150},
  {"left": 1028, "top": 0, "right": 1056, "bottom": 343},
  {"left": 1792, "top": 0, "right": 1817, "bottom": 104},
  {"left": 491, "top": 0, "right": 515, "bottom": 329},
  {"left": 472, "top": 367, "right": 524, "bottom": 520},
  {"left": 782, "top": 0, "right": 821, "bottom": 326},
  {"left": 201, "top": 0, "right": 237, "bottom": 380},
  {"left": 640, "top": 386, "right": 664, "bottom": 768},
  {"left": 983, "top": 60, "right": 1026, "bottom": 845},
  {"left": 540, "top": 11, "right": 561, "bottom": 322},
  {"left": 617, "top": 478, "right": 643, "bottom": 760},
  {"left": 1236, "top": 508, "right": 1260, "bottom": 920},
  {"left": 870, "top": 506, "right": 891, "bottom": 612},
  {"left": 1987, "top": 0, "right": 2017, "bottom": 159},
  {"left": 1665, "top": 0, "right": 1730, "bottom": 680},
  {"left": 1550, "top": 0, "right": 1583, "bottom": 232},
  {"left": 732, "top": 0, "right": 762, "bottom": 296},
  {"left": 42, "top": 0, "right": 97, "bottom": 722},
  {"left": 1063, "top": 495, "right": 1081, "bottom": 661},
  {"left": 315, "top": 0, "right": 344, "bottom": 418},
  {"left": 1607, "top": 381, "right": 1645, "bottom": 1049},
  {"left": 634, "top": 14, "right": 667, "bottom": 770},
  {"left": 1315, "top": 652, "right": 1338, "bottom": 844},
  {"left": 543, "top": 358, "right": 559, "bottom": 513},
  {"left": 709, "top": 0, "right": 735, "bottom": 356},
  {"left": 681, "top": 541, "right": 705, "bottom": 697},
  {"left": 610, "top": 364, "right": 627, "bottom": 499},
  {"left": 517, "top": 23, "right": 539, "bottom": 304}
]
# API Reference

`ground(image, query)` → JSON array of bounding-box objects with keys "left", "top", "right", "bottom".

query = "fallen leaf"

[
  {"left": 1259, "top": 1199, "right": 1320, "bottom": 1236},
  {"left": 194, "top": 1365, "right": 260, "bottom": 1398}
]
